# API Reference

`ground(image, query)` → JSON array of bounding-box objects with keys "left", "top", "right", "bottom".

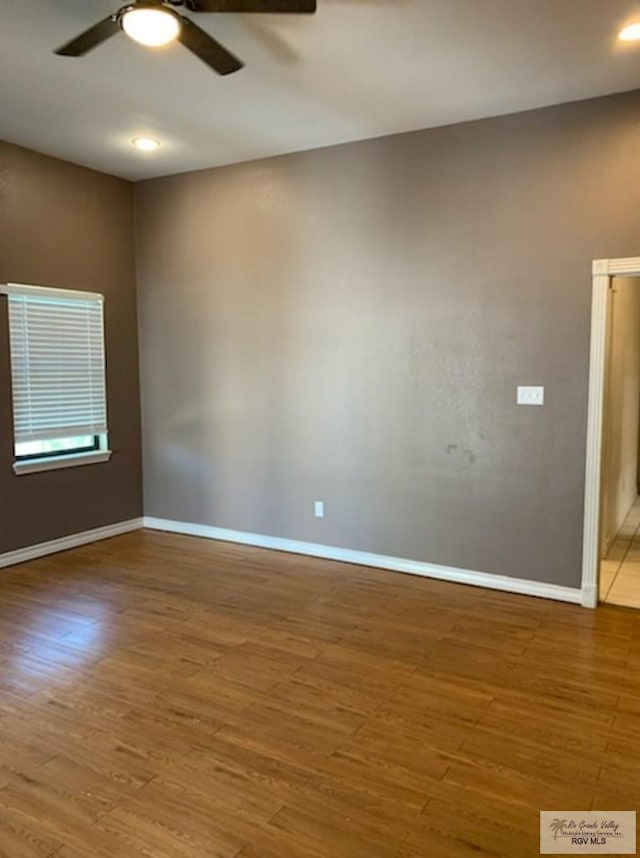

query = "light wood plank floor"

[{"left": 0, "top": 529, "right": 639, "bottom": 858}]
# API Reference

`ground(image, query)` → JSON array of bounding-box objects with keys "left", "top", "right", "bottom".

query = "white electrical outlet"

[
  {"left": 314, "top": 501, "right": 324, "bottom": 519},
  {"left": 517, "top": 386, "right": 544, "bottom": 406}
]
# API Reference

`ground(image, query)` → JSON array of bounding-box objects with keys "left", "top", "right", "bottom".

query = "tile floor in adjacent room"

[{"left": 600, "top": 496, "right": 640, "bottom": 607}]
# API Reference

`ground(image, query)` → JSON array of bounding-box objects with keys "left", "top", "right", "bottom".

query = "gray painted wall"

[
  {"left": 0, "top": 142, "right": 143, "bottom": 552},
  {"left": 136, "top": 90, "right": 640, "bottom": 588}
]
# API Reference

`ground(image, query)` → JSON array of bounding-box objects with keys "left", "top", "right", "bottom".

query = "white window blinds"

[{"left": 3, "top": 284, "right": 108, "bottom": 443}]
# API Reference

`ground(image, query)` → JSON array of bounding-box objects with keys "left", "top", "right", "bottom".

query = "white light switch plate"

[{"left": 517, "top": 386, "right": 544, "bottom": 406}]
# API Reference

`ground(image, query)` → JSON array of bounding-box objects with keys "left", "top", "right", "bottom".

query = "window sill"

[{"left": 13, "top": 450, "right": 112, "bottom": 476}]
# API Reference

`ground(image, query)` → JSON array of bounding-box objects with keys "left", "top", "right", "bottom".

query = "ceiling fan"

[{"left": 54, "top": 0, "right": 317, "bottom": 76}]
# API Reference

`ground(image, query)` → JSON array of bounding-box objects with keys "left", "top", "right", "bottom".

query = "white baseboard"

[
  {"left": 0, "top": 513, "right": 583, "bottom": 606},
  {"left": 0, "top": 518, "right": 143, "bottom": 570},
  {"left": 144, "top": 516, "right": 583, "bottom": 605}
]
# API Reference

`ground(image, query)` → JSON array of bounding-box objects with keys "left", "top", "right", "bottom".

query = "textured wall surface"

[
  {"left": 0, "top": 142, "right": 142, "bottom": 552},
  {"left": 136, "top": 90, "right": 640, "bottom": 588}
]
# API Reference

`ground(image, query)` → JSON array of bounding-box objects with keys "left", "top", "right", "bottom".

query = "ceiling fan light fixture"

[
  {"left": 121, "top": 7, "right": 181, "bottom": 47},
  {"left": 618, "top": 22, "right": 640, "bottom": 41},
  {"left": 54, "top": 0, "right": 315, "bottom": 73}
]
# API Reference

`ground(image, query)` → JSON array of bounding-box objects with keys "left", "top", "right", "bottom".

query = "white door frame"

[{"left": 582, "top": 258, "right": 640, "bottom": 607}]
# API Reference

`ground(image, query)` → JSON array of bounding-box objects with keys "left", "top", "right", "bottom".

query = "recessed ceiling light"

[
  {"left": 132, "top": 136, "right": 161, "bottom": 152},
  {"left": 121, "top": 7, "right": 181, "bottom": 48},
  {"left": 618, "top": 22, "right": 640, "bottom": 41}
]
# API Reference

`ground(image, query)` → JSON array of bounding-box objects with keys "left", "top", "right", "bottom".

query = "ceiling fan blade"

[
  {"left": 178, "top": 15, "right": 244, "bottom": 75},
  {"left": 187, "top": 0, "right": 316, "bottom": 13},
  {"left": 54, "top": 16, "right": 120, "bottom": 57}
]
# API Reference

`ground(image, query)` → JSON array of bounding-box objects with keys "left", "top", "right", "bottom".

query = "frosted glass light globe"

[{"left": 122, "top": 8, "right": 180, "bottom": 47}]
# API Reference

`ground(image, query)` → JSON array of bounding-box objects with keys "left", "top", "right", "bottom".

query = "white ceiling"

[{"left": 2, "top": 0, "right": 640, "bottom": 180}]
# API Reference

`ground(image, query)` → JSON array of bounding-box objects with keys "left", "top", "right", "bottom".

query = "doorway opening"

[
  {"left": 582, "top": 259, "right": 640, "bottom": 608},
  {"left": 599, "top": 276, "right": 640, "bottom": 605}
]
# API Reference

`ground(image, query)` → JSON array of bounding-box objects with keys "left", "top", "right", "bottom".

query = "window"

[
  {"left": 1, "top": 283, "right": 112, "bottom": 474},
  {"left": 15, "top": 436, "right": 100, "bottom": 460}
]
